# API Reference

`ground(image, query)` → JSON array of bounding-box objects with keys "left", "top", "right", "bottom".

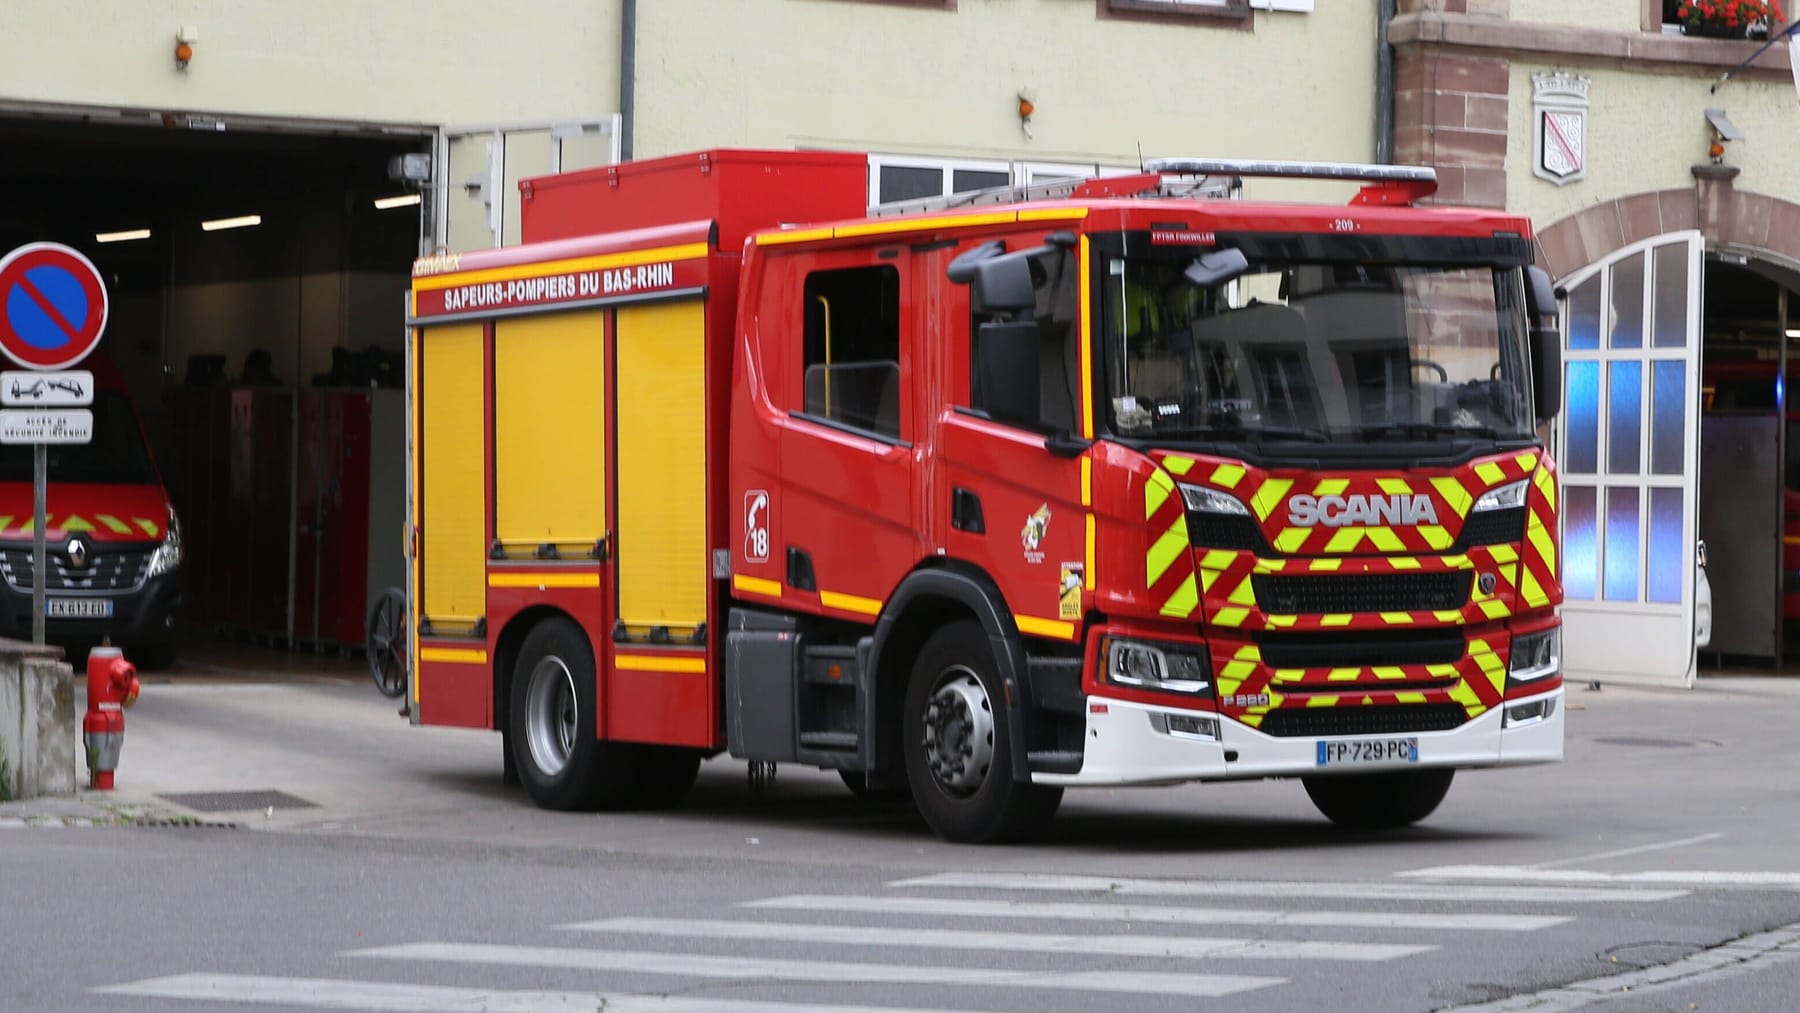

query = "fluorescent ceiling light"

[
  {"left": 1786, "top": 328, "right": 1800, "bottom": 339},
  {"left": 373, "top": 194, "right": 422, "bottom": 210},
  {"left": 201, "top": 214, "right": 262, "bottom": 232},
  {"left": 95, "top": 228, "right": 152, "bottom": 243}
]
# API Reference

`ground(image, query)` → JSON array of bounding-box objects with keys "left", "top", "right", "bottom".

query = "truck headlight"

[
  {"left": 1178, "top": 483, "right": 1248, "bottom": 516},
  {"left": 1508, "top": 627, "right": 1559, "bottom": 684},
  {"left": 146, "top": 507, "right": 183, "bottom": 578},
  {"left": 1105, "top": 638, "right": 1211, "bottom": 695},
  {"left": 1473, "top": 480, "right": 1528, "bottom": 512}
]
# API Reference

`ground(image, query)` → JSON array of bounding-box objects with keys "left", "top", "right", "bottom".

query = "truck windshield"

[
  {"left": 1099, "top": 248, "right": 1534, "bottom": 445},
  {"left": 0, "top": 391, "right": 160, "bottom": 485}
]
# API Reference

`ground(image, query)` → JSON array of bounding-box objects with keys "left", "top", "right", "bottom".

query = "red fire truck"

[{"left": 405, "top": 149, "right": 1564, "bottom": 843}]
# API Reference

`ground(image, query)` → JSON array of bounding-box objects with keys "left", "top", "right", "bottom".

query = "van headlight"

[
  {"left": 146, "top": 507, "right": 183, "bottom": 578},
  {"left": 1105, "top": 638, "right": 1212, "bottom": 695},
  {"left": 1473, "top": 480, "right": 1529, "bottom": 512},
  {"left": 1508, "top": 626, "right": 1559, "bottom": 685}
]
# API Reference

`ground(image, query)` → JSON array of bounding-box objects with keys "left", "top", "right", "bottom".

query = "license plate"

[
  {"left": 1316, "top": 737, "right": 1418, "bottom": 767},
  {"left": 46, "top": 598, "right": 113, "bottom": 619}
]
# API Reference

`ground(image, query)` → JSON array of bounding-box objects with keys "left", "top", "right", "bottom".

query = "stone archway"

[{"left": 1534, "top": 169, "right": 1800, "bottom": 281}]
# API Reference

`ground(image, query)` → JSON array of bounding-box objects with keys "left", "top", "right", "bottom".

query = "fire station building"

[{"left": 1, "top": 0, "right": 1794, "bottom": 683}]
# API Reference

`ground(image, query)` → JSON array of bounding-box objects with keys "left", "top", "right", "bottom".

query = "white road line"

[
  {"left": 350, "top": 942, "right": 1284, "bottom": 997},
  {"left": 93, "top": 973, "right": 975, "bottom": 1012},
  {"left": 889, "top": 871, "right": 1685, "bottom": 904},
  {"left": 562, "top": 915, "right": 1433, "bottom": 962},
  {"left": 747, "top": 894, "right": 1569, "bottom": 932},
  {"left": 1527, "top": 832, "right": 1725, "bottom": 869},
  {"left": 1399, "top": 865, "right": 1800, "bottom": 888}
]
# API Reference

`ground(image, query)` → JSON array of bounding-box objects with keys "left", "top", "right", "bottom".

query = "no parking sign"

[{"left": 0, "top": 241, "right": 108, "bottom": 370}]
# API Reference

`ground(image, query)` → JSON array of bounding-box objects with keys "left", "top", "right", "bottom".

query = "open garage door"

[
  {"left": 1556, "top": 232, "right": 1705, "bottom": 688},
  {"left": 436, "top": 116, "right": 621, "bottom": 251}
]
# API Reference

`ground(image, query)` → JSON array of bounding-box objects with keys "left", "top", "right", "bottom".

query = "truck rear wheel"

[
  {"left": 902, "top": 620, "right": 1061, "bottom": 843},
  {"left": 1302, "top": 768, "right": 1455, "bottom": 829},
  {"left": 509, "top": 617, "right": 640, "bottom": 811}
]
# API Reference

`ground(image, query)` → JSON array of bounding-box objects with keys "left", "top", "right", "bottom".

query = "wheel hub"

[
  {"left": 921, "top": 667, "right": 994, "bottom": 796},
  {"left": 524, "top": 656, "right": 578, "bottom": 777}
]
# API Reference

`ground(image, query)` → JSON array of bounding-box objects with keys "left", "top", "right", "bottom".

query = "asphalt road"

[{"left": 4, "top": 651, "right": 1800, "bottom": 1012}]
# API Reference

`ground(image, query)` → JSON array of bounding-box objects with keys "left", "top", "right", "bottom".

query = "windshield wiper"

[
  {"left": 1337, "top": 422, "right": 1514, "bottom": 441},
  {"left": 1151, "top": 423, "right": 1331, "bottom": 443}
]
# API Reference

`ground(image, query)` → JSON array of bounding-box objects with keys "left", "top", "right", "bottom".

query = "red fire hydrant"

[{"left": 83, "top": 643, "right": 140, "bottom": 790}]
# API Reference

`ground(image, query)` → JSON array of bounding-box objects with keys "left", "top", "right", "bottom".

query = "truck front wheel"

[
  {"left": 1302, "top": 768, "right": 1455, "bottom": 829},
  {"left": 902, "top": 620, "right": 1061, "bottom": 843},
  {"left": 509, "top": 617, "right": 640, "bottom": 810}
]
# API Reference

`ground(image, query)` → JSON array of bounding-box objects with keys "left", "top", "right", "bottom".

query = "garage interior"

[
  {"left": 0, "top": 111, "right": 428, "bottom": 662},
  {"left": 1698, "top": 254, "right": 1800, "bottom": 671}
]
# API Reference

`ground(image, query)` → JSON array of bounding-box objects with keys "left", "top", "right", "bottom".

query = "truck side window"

[
  {"left": 970, "top": 246, "right": 1079, "bottom": 432},
  {"left": 802, "top": 265, "right": 902, "bottom": 439}
]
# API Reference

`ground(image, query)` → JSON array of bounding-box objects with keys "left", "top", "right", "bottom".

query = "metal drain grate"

[{"left": 158, "top": 790, "right": 318, "bottom": 813}]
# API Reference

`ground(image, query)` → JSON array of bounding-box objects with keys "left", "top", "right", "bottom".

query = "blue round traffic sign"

[{"left": 0, "top": 242, "right": 109, "bottom": 371}]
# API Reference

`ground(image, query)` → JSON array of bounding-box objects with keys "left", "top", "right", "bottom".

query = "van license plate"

[
  {"left": 46, "top": 599, "right": 112, "bottom": 619},
  {"left": 1316, "top": 738, "right": 1418, "bottom": 767}
]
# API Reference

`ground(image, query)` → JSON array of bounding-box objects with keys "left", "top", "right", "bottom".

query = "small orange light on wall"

[
  {"left": 175, "top": 41, "right": 193, "bottom": 68},
  {"left": 1017, "top": 88, "right": 1037, "bottom": 140},
  {"left": 1709, "top": 141, "right": 1726, "bottom": 161},
  {"left": 175, "top": 25, "right": 198, "bottom": 70}
]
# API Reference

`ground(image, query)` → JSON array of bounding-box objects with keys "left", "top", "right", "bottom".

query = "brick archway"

[{"left": 1534, "top": 173, "right": 1800, "bottom": 282}]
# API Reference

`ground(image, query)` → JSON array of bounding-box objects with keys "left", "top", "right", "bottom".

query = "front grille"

[
  {"left": 1252, "top": 571, "right": 1471, "bottom": 614},
  {"left": 0, "top": 547, "right": 153, "bottom": 592},
  {"left": 1259, "top": 704, "right": 1467, "bottom": 737},
  {"left": 1255, "top": 629, "right": 1465, "bottom": 668},
  {"left": 1454, "top": 507, "right": 1526, "bottom": 550},
  {"left": 1186, "top": 512, "right": 1269, "bottom": 553}
]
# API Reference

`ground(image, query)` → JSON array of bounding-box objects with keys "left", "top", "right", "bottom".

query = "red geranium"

[{"left": 1677, "top": 0, "right": 1786, "bottom": 30}]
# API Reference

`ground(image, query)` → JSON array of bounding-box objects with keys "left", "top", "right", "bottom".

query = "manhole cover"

[
  {"left": 158, "top": 790, "right": 318, "bottom": 813},
  {"left": 1594, "top": 737, "right": 1697, "bottom": 749}
]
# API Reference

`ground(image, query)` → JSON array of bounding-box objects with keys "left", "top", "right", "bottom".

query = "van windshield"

[{"left": 0, "top": 391, "right": 160, "bottom": 484}]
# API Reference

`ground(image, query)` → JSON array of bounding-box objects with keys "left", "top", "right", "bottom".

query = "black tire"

[
  {"left": 632, "top": 746, "right": 703, "bottom": 808},
  {"left": 367, "top": 587, "right": 408, "bottom": 699},
  {"left": 902, "top": 620, "right": 1062, "bottom": 843},
  {"left": 508, "top": 617, "right": 641, "bottom": 811},
  {"left": 838, "top": 769, "right": 909, "bottom": 801},
  {"left": 1302, "top": 768, "right": 1455, "bottom": 829}
]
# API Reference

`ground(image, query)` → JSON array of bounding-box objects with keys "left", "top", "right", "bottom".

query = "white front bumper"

[{"left": 1033, "top": 687, "right": 1564, "bottom": 787}]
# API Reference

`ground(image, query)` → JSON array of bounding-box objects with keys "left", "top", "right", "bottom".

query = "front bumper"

[
  {"left": 1032, "top": 684, "right": 1563, "bottom": 787},
  {"left": 0, "top": 567, "right": 185, "bottom": 648}
]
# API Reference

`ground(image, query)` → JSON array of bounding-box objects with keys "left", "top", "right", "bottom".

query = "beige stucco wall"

[
  {"left": 0, "top": 0, "right": 620, "bottom": 128},
  {"left": 1508, "top": 0, "right": 1646, "bottom": 31},
  {"left": 1505, "top": 59, "right": 1800, "bottom": 235},
  {"left": 635, "top": 0, "right": 1379, "bottom": 202}
]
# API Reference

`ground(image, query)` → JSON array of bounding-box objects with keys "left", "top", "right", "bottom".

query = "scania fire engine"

[{"left": 404, "top": 149, "right": 1565, "bottom": 843}]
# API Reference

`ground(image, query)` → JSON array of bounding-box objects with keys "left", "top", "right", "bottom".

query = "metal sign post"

[{"left": 0, "top": 242, "right": 109, "bottom": 645}]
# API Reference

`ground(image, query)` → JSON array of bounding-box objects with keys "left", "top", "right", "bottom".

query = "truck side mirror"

[
  {"left": 1525, "top": 266, "right": 1562, "bottom": 423},
  {"left": 972, "top": 256, "right": 1037, "bottom": 316},
  {"left": 976, "top": 320, "right": 1041, "bottom": 427}
]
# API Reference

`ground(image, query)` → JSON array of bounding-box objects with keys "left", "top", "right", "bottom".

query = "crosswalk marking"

[
  {"left": 1400, "top": 865, "right": 1800, "bottom": 888},
  {"left": 350, "top": 942, "right": 1285, "bottom": 997},
  {"left": 747, "top": 893, "right": 1571, "bottom": 931},
  {"left": 562, "top": 915, "right": 1433, "bottom": 962},
  {"left": 93, "top": 973, "right": 976, "bottom": 1012},
  {"left": 891, "top": 871, "right": 1688, "bottom": 904}
]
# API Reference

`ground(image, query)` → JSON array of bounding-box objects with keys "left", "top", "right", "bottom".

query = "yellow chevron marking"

[
  {"left": 1147, "top": 519, "right": 1189, "bottom": 587},
  {"left": 1253, "top": 559, "right": 1281, "bottom": 574},
  {"left": 1145, "top": 469, "right": 1175, "bottom": 520},
  {"left": 1515, "top": 452, "right": 1539, "bottom": 472},
  {"left": 1489, "top": 544, "right": 1520, "bottom": 564},
  {"left": 1227, "top": 576, "right": 1256, "bottom": 607},
  {"left": 1211, "top": 463, "right": 1246, "bottom": 489},
  {"left": 1306, "top": 694, "right": 1339, "bottom": 708},
  {"left": 1201, "top": 549, "right": 1236, "bottom": 569},
  {"left": 1435, "top": 610, "right": 1464, "bottom": 623},
  {"left": 1214, "top": 606, "right": 1249, "bottom": 627},
  {"left": 1309, "top": 558, "right": 1342, "bottom": 572},
  {"left": 1238, "top": 712, "right": 1265, "bottom": 728},
  {"left": 1444, "top": 554, "right": 1472, "bottom": 568},
  {"left": 1395, "top": 691, "right": 1428, "bottom": 705},
  {"left": 1266, "top": 614, "right": 1297, "bottom": 628},
  {"left": 1221, "top": 660, "right": 1258, "bottom": 682},
  {"left": 96, "top": 514, "right": 133, "bottom": 534},
  {"left": 1160, "top": 576, "right": 1199, "bottom": 618},
  {"left": 1474, "top": 462, "right": 1506, "bottom": 485},
  {"left": 61, "top": 515, "right": 94, "bottom": 532},
  {"left": 1480, "top": 599, "right": 1511, "bottom": 620},
  {"left": 1421, "top": 526, "right": 1455, "bottom": 551},
  {"left": 1390, "top": 556, "right": 1422, "bottom": 571},
  {"left": 1373, "top": 666, "right": 1406, "bottom": 680},
  {"left": 1497, "top": 563, "right": 1518, "bottom": 587},
  {"left": 1528, "top": 516, "right": 1558, "bottom": 573},
  {"left": 1320, "top": 613, "right": 1353, "bottom": 627},
  {"left": 134, "top": 517, "right": 161, "bottom": 536},
  {"left": 1534, "top": 468, "right": 1559, "bottom": 510},
  {"left": 1326, "top": 528, "right": 1366, "bottom": 553},
  {"left": 1521, "top": 568, "right": 1550, "bottom": 607},
  {"left": 1380, "top": 612, "right": 1415, "bottom": 625},
  {"left": 1427, "top": 664, "right": 1459, "bottom": 678},
  {"left": 1431, "top": 476, "right": 1474, "bottom": 518},
  {"left": 1199, "top": 567, "right": 1225, "bottom": 593},
  {"left": 1367, "top": 528, "right": 1405, "bottom": 553},
  {"left": 1250, "top": 478, "right": 1294, "bottom": 521},
  {"left": 1267, "top": 528, "right": 1303, "bottom": 554},
  {"left": 1377, "top": 478, "right": 1413, "bottom": 495},
  {"left": 1233, "top": 645, "right": 1261, "bottom": 662},
  {"left": 0, "top": 515, "right": 11, "bottom": 531},
  {"left": 1163, "top": 456, "right": 1196, "bottom": 476},
  {"left": 1313, "top": 478, "right": 1349, "bottom": 496},
  {"left": 1328, "top": 668, "right": 1361, "bottom": 682},
  {"left": 1446, "top": 677, "right": 1486, "bottom": 716}
]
